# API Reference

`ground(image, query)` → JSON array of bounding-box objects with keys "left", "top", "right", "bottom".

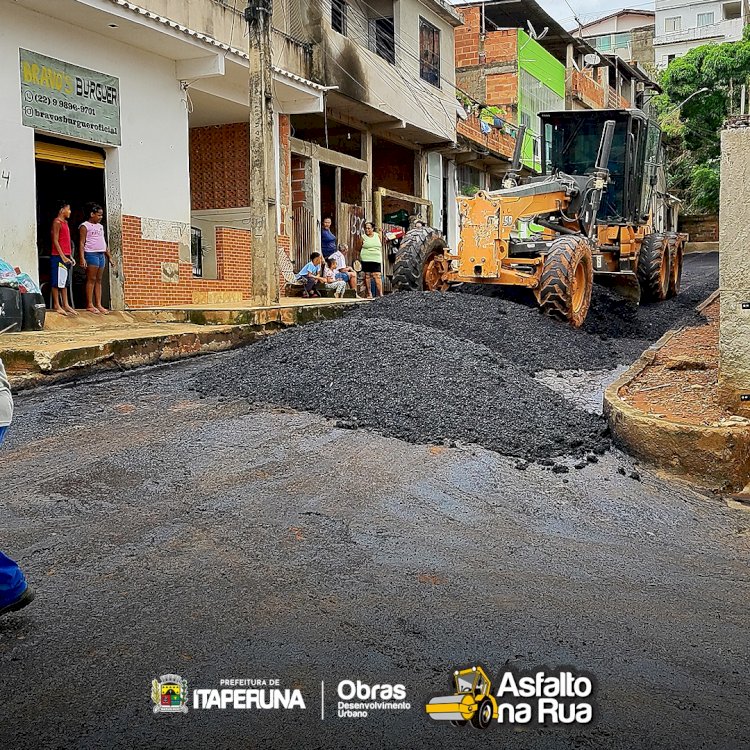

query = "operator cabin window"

[
  {"left": 332, "top": 0, "right": 347, "bottom": 35},
  {"left": 370, "top": 17, "right": 395, "bottom": 64},
  {"left": 419, "top": 18, "right": 441, "bottom": 87},
  {"left": 697, "top": 11, "right": 715, "bottom": 26},
  {"left": 664, "top": 16, "right": 681, "bottom": 32}
]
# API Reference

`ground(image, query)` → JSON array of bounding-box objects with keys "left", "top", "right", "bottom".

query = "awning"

[{"left": 34, "top": 141, "right": 105, "bottom": 168}]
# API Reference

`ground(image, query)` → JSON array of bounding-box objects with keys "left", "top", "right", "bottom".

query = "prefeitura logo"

[{"left": 151, "top": 674, "right": 189, "bottom": 715}]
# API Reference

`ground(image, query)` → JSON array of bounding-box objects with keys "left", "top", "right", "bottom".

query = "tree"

[{"left": 658, "top": 25, "right": 750, "bottom": 214}]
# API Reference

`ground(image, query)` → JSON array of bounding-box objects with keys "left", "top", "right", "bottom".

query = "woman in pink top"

[{"left": 78, "top": 203, "right": 112, "bottom": 314}]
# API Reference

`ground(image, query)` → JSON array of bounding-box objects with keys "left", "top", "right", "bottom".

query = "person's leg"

[
  {"left": 346, "top": 272, "right": 357, "bottom": 291},
  {"left": 85, "top": 262, "right": 99, "bottom": 313},
  {"left": 50, "top": 260, "right": 67, "bottom": 315},
  {"left": 373, "top": 272, "right": 383, "bottom": 297},
  {"left": 95, "top": 264, "right": 108, "bottom": 313},
  {"left": 363, "top": 273, "right": 373, "bottom": 298}
]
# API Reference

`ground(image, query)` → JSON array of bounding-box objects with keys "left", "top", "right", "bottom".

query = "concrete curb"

[
  {"left": 603, "top": 291, "right": 750, "bottom": 490},
  {"left": 5, "top": 300, "right": 360, "bottom": 389}
]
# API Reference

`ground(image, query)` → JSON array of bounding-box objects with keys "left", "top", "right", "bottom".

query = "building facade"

[
  {"left": 654, "top": 0, "right": 749, "bottom": 67},
  {"left": 1, "top": 0, "right": 461, "bottom": 308},
  {"left": 574, "top": 9, "right": 656, "bottom": 69}
]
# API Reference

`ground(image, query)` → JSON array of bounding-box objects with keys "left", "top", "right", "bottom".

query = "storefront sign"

[{"left": 19, "top": 49, "right": 121, "bottom": 146}]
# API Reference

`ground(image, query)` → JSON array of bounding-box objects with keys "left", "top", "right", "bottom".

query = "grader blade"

[{"left": 594, "top": 271, "right": 642, "bottom": 305}]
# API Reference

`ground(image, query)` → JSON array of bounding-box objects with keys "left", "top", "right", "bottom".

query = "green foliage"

[{"left": 659, "top": 26, "right": 750, "bottom": 213}]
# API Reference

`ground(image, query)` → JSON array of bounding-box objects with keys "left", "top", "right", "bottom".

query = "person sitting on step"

[{"left": 295, "top": 252, "right": 326, "bottom": 298}]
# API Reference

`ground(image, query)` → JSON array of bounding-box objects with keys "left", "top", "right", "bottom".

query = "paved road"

[{"left": 1, "top": 253, "right": 748, "bottom": 750}]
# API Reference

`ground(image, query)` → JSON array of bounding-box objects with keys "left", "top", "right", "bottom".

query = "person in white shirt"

[
  {"left": 329, "top": 244, "right": 358, "bottom": 294},
  {"left": 323, "top": 258, "right": 347, "bottom": 298}
]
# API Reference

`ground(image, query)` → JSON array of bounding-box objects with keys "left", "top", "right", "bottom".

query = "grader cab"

[{"left": 392, "top": 109, "right": 686, "bottom": 327}]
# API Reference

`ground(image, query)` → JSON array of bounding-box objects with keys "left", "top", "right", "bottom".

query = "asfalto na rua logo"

[
  {"left": 425, "top": 664, "right": 596, "bottom": 729},
  {"left": 152, "top": 673, "right": 189, "bottom": 714}
]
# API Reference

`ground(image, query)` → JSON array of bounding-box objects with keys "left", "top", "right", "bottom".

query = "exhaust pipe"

[{"left": 502, "top": 125, "right": 527, "bottom": 189}]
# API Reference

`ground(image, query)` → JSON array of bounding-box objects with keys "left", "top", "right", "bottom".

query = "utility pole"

[{"left": 244, "top": 0, "right": 279, "bottom": 305}]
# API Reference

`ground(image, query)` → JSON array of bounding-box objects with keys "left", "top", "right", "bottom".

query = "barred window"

[
  {"left": 419, "top": 17, "right": 440, "bottom": 87},
  {"left": 332, "top": 0, "right": 347, "bottom": 35}
]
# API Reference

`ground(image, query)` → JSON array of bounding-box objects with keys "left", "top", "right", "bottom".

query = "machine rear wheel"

[
  {"left": 392, "top": 227, "right": 449, "bottom": 292},
  {"left": 667, "top": 243, "right": 683, "bottom": 298},
  {"left": 638, "top": 233, "right": 671, "bottom": 302},
  {"left": 470, "top": 699, "right": 494, "bottom": 729},
  {"left": 536, "top": 235, "right": 593, "bottom": 328}
]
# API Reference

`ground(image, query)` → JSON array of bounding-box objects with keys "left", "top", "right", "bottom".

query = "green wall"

[{"left": 517, "top": 29, "right": 565, "bottom": 171}]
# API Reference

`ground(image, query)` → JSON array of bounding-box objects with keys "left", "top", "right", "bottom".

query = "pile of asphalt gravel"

[
  {"left": 195, "top": 316, "right": 609, "bottom": 460},
  {"left": 194, "top": 253, "right": 716, "bottom": 461}
]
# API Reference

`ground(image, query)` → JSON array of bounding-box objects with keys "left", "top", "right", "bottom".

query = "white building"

[{"left": 654, "top": 0, "right": 749, "bottom": 67}]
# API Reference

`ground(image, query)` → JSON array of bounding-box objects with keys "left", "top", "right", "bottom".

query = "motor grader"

[{"left": 393, "top": 109, "right": 686, "bottom": 327}]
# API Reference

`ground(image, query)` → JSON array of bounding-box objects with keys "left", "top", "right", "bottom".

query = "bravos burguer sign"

[{"left": 19, "top": 49, "right": 121, "bottom": 146}]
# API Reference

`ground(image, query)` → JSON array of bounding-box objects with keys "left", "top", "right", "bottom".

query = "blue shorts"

[
  {"left": 336, "top": 272, "right": 350, "bottom": 282},
  {"left": 84, "top": 252, "right": 106, "bottom": 268},
  {"left": 50, "top": 256, "right": 70, "bottom": 288}
]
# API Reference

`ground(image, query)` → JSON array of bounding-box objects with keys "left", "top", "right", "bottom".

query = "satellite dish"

[{"left": 584, "top": 52, "right": 601, "bottom": 66}]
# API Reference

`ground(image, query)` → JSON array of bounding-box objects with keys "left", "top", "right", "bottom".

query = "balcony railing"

[{"left": 655, "top": 16, "right": 745, "bottom": 45}]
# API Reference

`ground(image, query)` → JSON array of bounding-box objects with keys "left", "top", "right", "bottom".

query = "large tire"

[
  {"left": 667, "top": 240, "right": 683, "bottom": 299},
  {"left": 638, "top": 233, "right": 671, "bottom": 302},
  {"left": 536, "top": 235, "right": 594, "bottom": 328},
  {"left": 470, "top": 699, "right": 494, "bottom": 729},
  {"left": 392, "top": 227, "right": 449, "bottom": 292}
]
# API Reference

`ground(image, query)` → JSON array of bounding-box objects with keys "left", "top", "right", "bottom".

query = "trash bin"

[
  {"left": 21, "top": 292, "right": 46, "bottom": 331},
  {"left": 0, "top": 286, "right": 23, "bottom": 332}
]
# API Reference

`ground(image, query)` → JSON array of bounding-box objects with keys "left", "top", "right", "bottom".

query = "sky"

[{"left": 535, "top": 0, "right": 656, "bottom": 30}]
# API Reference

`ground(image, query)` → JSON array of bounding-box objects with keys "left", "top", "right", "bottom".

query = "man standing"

[{"left": 0, "top": 358, "right": 34, "bottom": 617}]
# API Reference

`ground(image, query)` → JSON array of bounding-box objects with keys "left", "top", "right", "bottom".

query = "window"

[
  {"left": 667, "top": 54, "right": 677, "bottom": 64},
  {"left": 331, "top": 0, "right": 347, "bottom": 35},
  {"left": 419, "top": 18, "right": 441, "bottom": 87},
  {"left": 697, "top": 11, "right": 715, "bottom": 26},
  {"left": 370, "top": 17, "right": 395, "bottom": 64},
  {"left": 664, "top": 16, "right": 681, "bottom": 32},
  {"left": 595, "top": 34, "right": 612, "bottom": 51},
  {"left": 614, "top": 32, "right": 631, "bottom": 49},
  {"left": 723, "top": 1, "right": 742, "bottom": 20}
]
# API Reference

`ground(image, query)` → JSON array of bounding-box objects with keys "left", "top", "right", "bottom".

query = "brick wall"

[
  {"left": 483, "top": 30, "right": 517, "bottom": 65},
  {"left": 189, "top": 123, "right": 250, "bottom": 210},
  {"left": 571, "top": 69, "right": 606, "bottom": 109},
  {"left": 372, "top": 139, "right": 415, "bottom": 197},
  {"left": 291, "top": 156, "right": 307, "bottom": 210},
  {"left": 457, "top": 116, "right": 515, "bottom": 160},
  {"left": 277, "top": 115, "right": 293, "bottom": 294},
  {"left": 680, "top": 214, "right": 719, "bottom": 242},
  {"left": 121, "top": 216, "right": 252, "bottom": 308},
  {"left": 455, "top": 6, "right": 481, "bottom": 68},
  {"left": 486, "top": 72, "right": 518, "bottom": 110}
]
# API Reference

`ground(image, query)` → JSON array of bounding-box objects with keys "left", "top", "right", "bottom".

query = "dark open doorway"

[{"left": 35, "top": 138, "right": 108, "bottom": 309}]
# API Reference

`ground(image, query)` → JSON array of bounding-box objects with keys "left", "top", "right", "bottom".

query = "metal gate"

[{"left": 292, "top": 205, "right": 315, "bottom": 271}]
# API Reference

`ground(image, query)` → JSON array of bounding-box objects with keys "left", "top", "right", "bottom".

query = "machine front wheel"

[
  {"left": 392, "top": 227, "right": 450, "bottom": 292},
  {"left": 667, "top": 241, "right": 683, "bottom": 298},
  {"left": 536, "top": 235, "right": 594, "bottom": 328},
  {"left": 470, "top": 699, "right": 494, "bottom": 729},
  {"left": 638, "top": 233, "right": 671, "bottom": 301}
]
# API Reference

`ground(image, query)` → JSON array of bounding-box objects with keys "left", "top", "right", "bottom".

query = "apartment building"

[
  {"left": 574, "top": 9, "right": 656, "bottom": 68},
  {"left": 654, "top": 0, "right": 749, "bottom": 67}
]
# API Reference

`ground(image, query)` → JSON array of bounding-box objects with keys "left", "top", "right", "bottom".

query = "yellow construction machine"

[
  {"left": 425, "top": 665, "right": 498, "bottom": 729},
  {"left": 393, "top": 109, "right": 686, "bottom": 327}
]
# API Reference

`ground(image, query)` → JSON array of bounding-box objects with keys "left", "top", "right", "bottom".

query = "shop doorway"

[{"left": 34, "top": 138, "right": 108, "bottom": 308}]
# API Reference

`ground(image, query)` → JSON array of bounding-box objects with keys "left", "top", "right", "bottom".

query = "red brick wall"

[
  {"left": 484, "top": 30, "right": 517, "bottom": 64},
  {"left": 372, "top": 139, "right": 415, "bottom": 196},
  {"left": 458, "top": 116, "right": 515, "bottom": 160},
  {"left": 291, "top": 156, "right": 307, "bottom": 210},
  {"left": 121, "top": 216, "right": 252, "bottom": 308},
  {"left": 486, "top": 73, "right": 518, "bottom": 110},
  {"left": 455, "top": 6, "right": 481, "bottom": 67},
  {"left": 189, "top": 123, "right": 250, "bottom": 210},
  {"left": 571, "top": 69, "right": 606, "bottom": 109},
  {"left": 278, "top": 115, "right": 292, "bottom": 237}
]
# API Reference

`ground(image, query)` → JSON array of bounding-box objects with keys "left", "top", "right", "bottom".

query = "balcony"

[{"left": 654, "top": 16, "right": 745, "bottom": 46}]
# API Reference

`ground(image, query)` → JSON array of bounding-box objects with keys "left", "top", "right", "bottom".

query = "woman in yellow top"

[{"left": 360, "top": 221, "right": 384, "bottom": 298}]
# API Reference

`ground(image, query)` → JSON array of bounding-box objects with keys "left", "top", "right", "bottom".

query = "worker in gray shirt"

[{"left": 0, "top": 358, "right": 34, "bottom": 617}]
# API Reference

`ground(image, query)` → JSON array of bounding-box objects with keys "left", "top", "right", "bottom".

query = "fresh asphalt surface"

[{"left": 1, "top": 253, "right": 748, "bottom": 750}]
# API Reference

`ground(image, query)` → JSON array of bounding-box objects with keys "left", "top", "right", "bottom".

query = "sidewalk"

[
  {"left": 604, "top": 292, "right": 750, "bottom": 492},
  {"left": 1, "top": 297, "right": 365, "bottom": 388}
]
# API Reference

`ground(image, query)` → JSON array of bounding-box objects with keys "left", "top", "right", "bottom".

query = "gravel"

[
  {"left": 195, "top": 316, "right": 610, "bottom": 460},
  {"left": 193, "top": 253, "right": 718, "bottom": 461}
]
